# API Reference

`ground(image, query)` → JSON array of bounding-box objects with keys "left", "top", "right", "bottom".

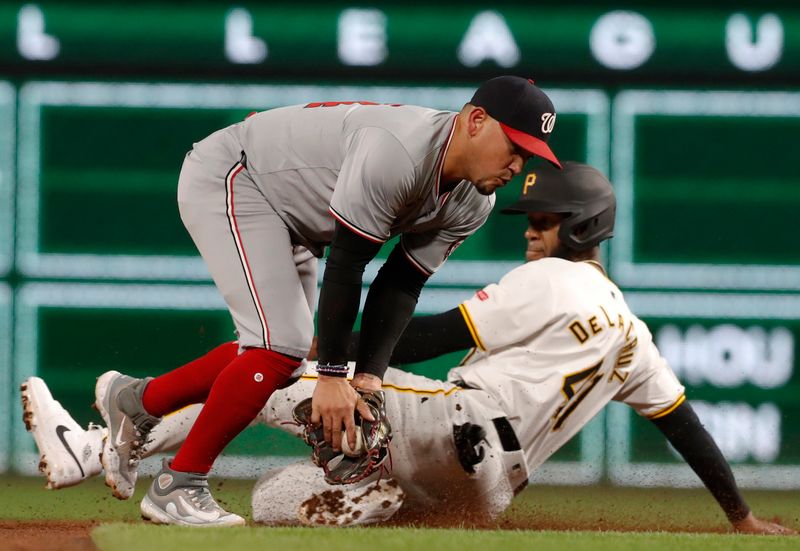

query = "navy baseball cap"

[{"left": 471, "top": 76, "right": 561, "bottom": 169}]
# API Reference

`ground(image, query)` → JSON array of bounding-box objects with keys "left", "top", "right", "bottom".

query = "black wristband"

[{"left": 315, "top": 362, "right": 349, "bottom": 378}]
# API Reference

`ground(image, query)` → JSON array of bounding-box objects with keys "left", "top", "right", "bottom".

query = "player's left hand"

[
  {"left": 311, "top": 376, "right": 375, "bottom": 451},
  {"left": 732, "top": 512, "right": 798, "bottom": 535}
]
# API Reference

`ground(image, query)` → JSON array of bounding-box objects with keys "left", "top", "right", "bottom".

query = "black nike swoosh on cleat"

[{"left": 55, "top": 425, "right": 85, "bottom": 478}]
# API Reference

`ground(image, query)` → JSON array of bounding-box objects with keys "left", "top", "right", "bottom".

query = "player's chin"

[
  {"left": 525, "top": 250, "right": 544, "bottom": 262},
  {"left": 474, "top": 180, "right": 503, "bottom": 195}
]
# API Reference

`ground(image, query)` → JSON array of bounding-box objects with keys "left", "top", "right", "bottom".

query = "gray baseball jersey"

[
  {"left": 235, "top": 102, "right": 493, "bottom": 273},
  {"left": 180, "top": 102, "right": 493, "bottom": 356}
]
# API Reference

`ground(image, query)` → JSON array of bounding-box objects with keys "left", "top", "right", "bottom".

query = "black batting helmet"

[{"left": 501, "top": 162, "right": 616, "bottom": 251}]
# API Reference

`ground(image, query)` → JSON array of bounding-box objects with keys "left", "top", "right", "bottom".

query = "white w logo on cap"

[{"left": 541, "top": 113, "right": 556, "bottom": 134}]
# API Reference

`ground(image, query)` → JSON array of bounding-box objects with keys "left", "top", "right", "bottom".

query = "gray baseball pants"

[{"left": 177, "top": 127, "right": 317, "bottom": 357}]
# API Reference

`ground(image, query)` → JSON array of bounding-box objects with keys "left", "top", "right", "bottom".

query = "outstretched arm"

[
  {"left": 651, "top": 402, "right": 796, "bottom": 535},
  {"left": 344, "top": 307, "right": 476, "bottom": 366}
]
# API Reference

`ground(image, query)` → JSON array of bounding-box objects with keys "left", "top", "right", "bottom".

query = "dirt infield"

[
  {"left": 0, "top": 521, "right": 97, "bottom": 551},
  {"left": 386, "top": 509, "right": 728, "bottom": 533}
]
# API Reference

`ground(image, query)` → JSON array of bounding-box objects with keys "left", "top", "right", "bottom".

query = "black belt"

[
  {"left": 452, "top": 381, "right": 521, "bottom": 453},
  {"left": 491, "top": 416, "right": 521, "bottom": 452}
]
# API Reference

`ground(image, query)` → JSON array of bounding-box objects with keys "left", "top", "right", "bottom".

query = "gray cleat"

[
  {"left": 94, "top": 370, "right": 160, "bottom": 500},
  {"left": 141, "top": 458, "right": 246, "bottom": 527}
]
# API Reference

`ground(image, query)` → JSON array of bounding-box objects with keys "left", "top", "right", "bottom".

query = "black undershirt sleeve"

[
  {"left": 347, "top": 307, "right": 477, "bottom": 365},
  {"left": 650, "top": 401, "right": 750, "bottom": 522},
  {"left": 316, "top": 222, "right": 382, "bottom": 366},
  {"left": 353, "top": 244, "right": 431, "bottom": 378}
]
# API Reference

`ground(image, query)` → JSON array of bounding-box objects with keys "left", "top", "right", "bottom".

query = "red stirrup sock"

[
  {"left": 169, "top": 348, "right": 300, "bottom": 474},
  {"left": 141, "top": 342, "right": 239, "bottom": 417}
]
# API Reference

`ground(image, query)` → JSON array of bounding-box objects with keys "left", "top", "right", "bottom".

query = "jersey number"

[{"left": 552, "top": 360, "right": 604, "bottom": 431}]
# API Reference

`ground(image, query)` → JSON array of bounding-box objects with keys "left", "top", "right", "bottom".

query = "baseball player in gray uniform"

[
  {"left": 21, "top": 163, "right": 794, "bottom": 535},
  {"left": 83, "top": 76, "right": 561, "bottom": 525}
]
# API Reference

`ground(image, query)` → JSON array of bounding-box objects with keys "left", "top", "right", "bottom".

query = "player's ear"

[
  {"left": 466, "top": 106, "right": 488, "bottom": 137},
  {"left": 572, "top": 220, "right": 589, "bottom": 238}
]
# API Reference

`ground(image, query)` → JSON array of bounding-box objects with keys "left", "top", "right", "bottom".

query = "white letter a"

[{"left": 458, "top": 11, "right": 520, "bottom": 68}]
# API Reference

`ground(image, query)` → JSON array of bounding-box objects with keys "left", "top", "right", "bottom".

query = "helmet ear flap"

[{"left": 558, "top": 205, "right": 616, "bottom": 251}]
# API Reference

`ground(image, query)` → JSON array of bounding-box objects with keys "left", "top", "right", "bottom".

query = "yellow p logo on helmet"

[{"left": 523, "top": 173, "right": 537, "bottom": 195}]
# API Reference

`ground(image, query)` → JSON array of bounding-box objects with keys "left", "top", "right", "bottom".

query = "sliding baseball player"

[{"left": 21, "top": 163, "right": 793, "bottom": 534}]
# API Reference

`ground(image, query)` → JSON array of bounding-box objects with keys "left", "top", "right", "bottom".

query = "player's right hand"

[{"left": 311, "top": 376, "right": 369, "bottom": 452}]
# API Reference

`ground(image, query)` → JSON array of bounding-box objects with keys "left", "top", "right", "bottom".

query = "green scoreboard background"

[{"left": 1, "top": 1, "right": 798, "bottom": 489}]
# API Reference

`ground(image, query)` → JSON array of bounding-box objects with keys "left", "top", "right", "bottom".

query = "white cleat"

[
  {"left": 20, "top": 377, "right": 105, "bottom": 489},
  {"left": 252, "top": 461, "right": 404, "bottom": 526},
  {"left": 298, "top": 479, "right": 405, "bottom": 526},
  {"left": 252, "top": 461, "right": 324, "bottom": 525}
]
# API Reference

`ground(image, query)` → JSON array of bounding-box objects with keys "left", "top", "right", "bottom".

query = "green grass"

[
  {"left": 2, "top": 476, "right": 798, "bottom": 550},
  {"left": 92, "top": 525, "right": 800, "bottom": 551},
  {"left": 0, "top": 475, "right": 253, "bottom": 522},
  {"left": 504, "top": 485, "right": 800, "bottom": 533}
]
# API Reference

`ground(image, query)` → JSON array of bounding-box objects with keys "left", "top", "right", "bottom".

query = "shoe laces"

[
  {"left": 185, "top": 486, "right": 217, "bottom": 512},
  {"left": 126, "top": 433, "right": 147, "bottom": 466},
  {"left": 127, "top": 414, "right": 159, "bottom": 465}
]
